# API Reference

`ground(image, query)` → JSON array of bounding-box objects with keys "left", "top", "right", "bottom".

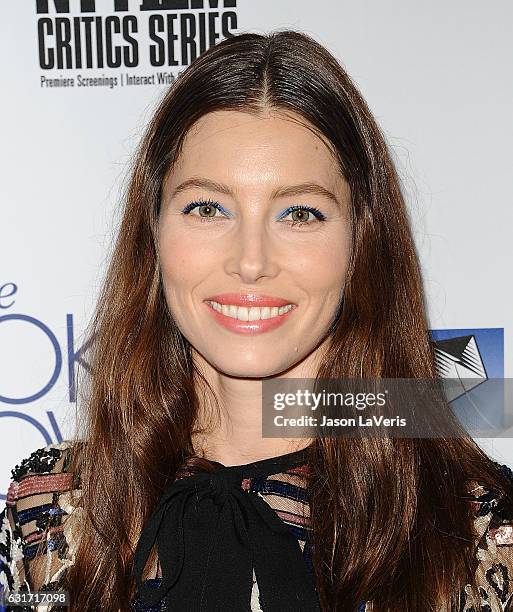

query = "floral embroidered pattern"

[{"left": 459, "top": 463, "right": 513, "bottom": 611}]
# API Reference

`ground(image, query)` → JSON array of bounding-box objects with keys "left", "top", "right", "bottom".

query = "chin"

[{"left": 211, "top": 356, "right": 293, "bottom": 379}]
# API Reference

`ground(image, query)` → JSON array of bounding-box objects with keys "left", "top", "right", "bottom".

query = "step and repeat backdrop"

[{"left": 1, "top": 1, "right": 512, "bottom": 497}]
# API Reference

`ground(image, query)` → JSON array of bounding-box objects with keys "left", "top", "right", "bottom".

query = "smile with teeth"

[{"left": 206, "top": 300, "right": 295, "bottom": 321}]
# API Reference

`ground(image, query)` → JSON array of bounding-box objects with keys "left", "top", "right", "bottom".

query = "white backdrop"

[{"left": 1, "top": 0, "right": 512, "bottom": 498}]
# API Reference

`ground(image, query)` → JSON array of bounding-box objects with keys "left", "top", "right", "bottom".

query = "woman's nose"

[{"left": 222, "top": 216, "right": 280, "bottom": 284}]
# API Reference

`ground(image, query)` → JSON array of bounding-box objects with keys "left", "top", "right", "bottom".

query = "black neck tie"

[{"left": 132, "top": 457, "right": 321, "bottom": 611}]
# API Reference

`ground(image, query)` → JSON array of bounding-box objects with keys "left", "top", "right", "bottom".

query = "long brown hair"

[{"left": 62, "top": 30, "right": 512, "bottom": 610}]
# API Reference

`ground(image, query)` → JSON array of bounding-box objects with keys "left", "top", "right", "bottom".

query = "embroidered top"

[{"left": 0, "top": 441, "right": 512, "bottom": 611}]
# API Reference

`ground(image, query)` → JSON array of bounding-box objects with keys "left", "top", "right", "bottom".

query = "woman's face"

[{"left": 158, "top": 109, "right": 352, "bottom": 378}]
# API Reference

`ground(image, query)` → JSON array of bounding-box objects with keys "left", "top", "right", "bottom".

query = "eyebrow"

[{"left": 169, "top": 177, "right": 343, "bottom": 209}]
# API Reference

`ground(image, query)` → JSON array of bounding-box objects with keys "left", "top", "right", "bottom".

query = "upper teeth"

[{"left": 207, "top": 301, "right": 295, "bottom": 321}]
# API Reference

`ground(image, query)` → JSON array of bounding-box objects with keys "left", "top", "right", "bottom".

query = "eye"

[
  {"left": 180, "top": 198, "right": 230, "bottom": 220},
  {"left": 278, "top": 205, "right": 327, "bottom": 227}
]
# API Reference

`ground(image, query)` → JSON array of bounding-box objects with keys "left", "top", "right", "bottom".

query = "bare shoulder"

[
  {"left": 1, "top": 440, "right": 83, "bottom": 594},
  {"left": 463, "top": 461, "right": 513, "bottom": 611}
]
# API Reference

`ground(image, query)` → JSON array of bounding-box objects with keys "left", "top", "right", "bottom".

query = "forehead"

[{"left": 166, "top": 110, "right": 343, "bottom": 192}]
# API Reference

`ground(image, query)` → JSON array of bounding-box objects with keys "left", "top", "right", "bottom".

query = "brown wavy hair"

[{"left": 61, "top": 30, "right": 512, "bottom": 611}]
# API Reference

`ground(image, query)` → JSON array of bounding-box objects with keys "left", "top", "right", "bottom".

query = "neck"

[
  {"left": 190, "top": 349, "right": 321, "bottom": 466},
  {"left": 192, "top": 432, "right": 311, "bottom": 467}
]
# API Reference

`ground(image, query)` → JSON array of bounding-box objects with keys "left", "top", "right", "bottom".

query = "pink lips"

[{"left": 204, "top": 293, "right": 297, "bottom": 334}]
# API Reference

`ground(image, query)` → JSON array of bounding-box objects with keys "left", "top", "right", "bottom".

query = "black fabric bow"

[{"left": 132, "top": 459, "right": 321, "bottom": 611}]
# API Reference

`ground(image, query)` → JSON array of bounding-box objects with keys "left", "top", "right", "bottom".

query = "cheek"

[
  {"left": 159, "top": 242, "right": 187, "bottom": 287},
  {"left": 290, "top": 232, "right": 350, "bottom": 295},
  {"left": 158, "top": 227, "right": 211, "bottom": 287},
  {"left": 158, "top": 234, "right": 198, "bottom": 324}
]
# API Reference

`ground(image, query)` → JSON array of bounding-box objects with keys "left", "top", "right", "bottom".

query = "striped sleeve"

[
  {"left": 0, "top": 490, "right": 29, "bottom": 598},
  {"left": 0, "top": 442, "right": 81, "bottom": 608}
]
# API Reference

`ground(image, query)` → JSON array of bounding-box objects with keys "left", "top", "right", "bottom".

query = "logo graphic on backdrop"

[
  {"left": 431, "top": 328, "right": 504, "bottom": 430},
  {"left": 432, "top": 333, "right": 488, "bottom": 399},
  {"left": 36, "top": 0, "right": 239, "bottom": 89},
  {"left": 0, "top": 282, "right": 90, "bottom": 499}
]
